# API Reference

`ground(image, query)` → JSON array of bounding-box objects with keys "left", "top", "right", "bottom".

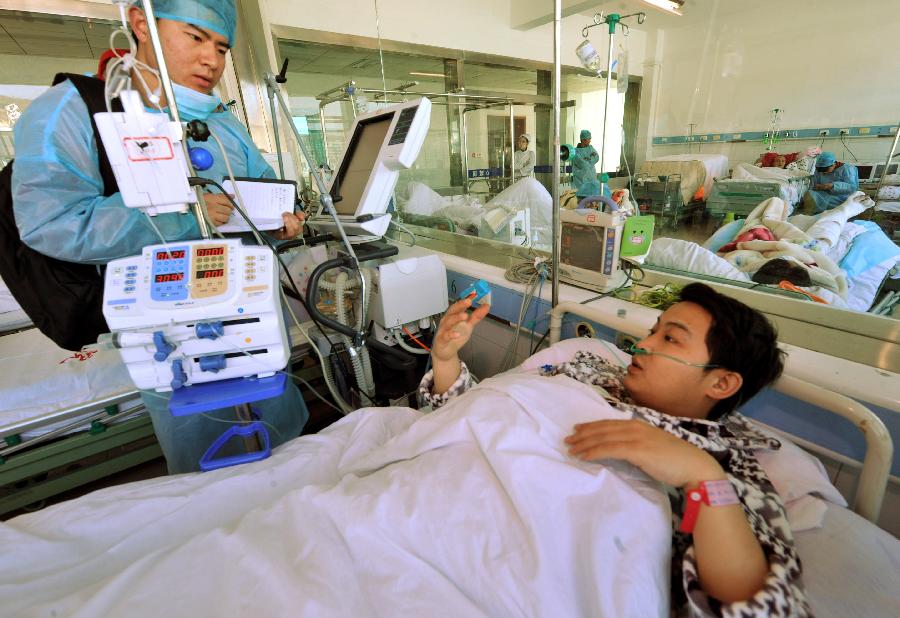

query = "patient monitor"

[
  {"left": 307, "top": 97, "right": 432, "bottom": 241},
  {"left": 559, "top": 210, "right": 654, "bottom": 292}
]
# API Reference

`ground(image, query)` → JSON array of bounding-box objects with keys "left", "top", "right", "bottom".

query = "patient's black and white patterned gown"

[{"left": 419, "top": 351, "right": 812, "bottom": 618}]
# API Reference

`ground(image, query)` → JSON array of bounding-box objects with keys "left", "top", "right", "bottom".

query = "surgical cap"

[
  {"left": 519, "top": 133, "right": 531, "bottom": 144},
  {"left": 138, "top": 0, "right": 237, "bottom": 47},
  {"left": 816, "top": 151, "right": 836, "bottom": 168},
  {"left": 580, "top": 129, "right": 592, "bottom": 140}
]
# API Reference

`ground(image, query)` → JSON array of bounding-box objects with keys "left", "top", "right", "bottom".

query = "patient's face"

[
  {"left": 623, "top": 302, "right": 718, "bottom": 419},
  {"left": 772, "top": 155, "right": 786, "bottom": 168}
]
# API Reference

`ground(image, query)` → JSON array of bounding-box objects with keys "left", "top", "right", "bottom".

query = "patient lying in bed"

[
  {"left": 0, "top": 284, "right": 809, "bottom": 618},
  {"left": 423, "top": 282, "right": 809, "bottom": 617}
]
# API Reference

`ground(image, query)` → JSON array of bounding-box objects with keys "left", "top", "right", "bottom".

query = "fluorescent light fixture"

[
  {"left": 639, "top": 0, "right": 684, "bottom": 16},
  {"left": 409, "top": 71, "right": 445, "bottom": 78}
]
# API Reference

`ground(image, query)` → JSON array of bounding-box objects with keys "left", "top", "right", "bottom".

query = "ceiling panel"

[
  {"left": 18, "top": 43, "right": 94, "bottom": 59},
  {"left": 0, "top": 15, "right": 81, "bottom": 35}
]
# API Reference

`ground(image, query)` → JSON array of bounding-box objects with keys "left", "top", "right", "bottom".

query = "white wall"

[
  {"left": 264, "top": 0, "right": 646, "bottom": 76},
  {"left": 571, "top": 88, "right": 626, "bottom": 173},
  {"left": 643, "top": 0, "right": 900, "bottom": 166}
]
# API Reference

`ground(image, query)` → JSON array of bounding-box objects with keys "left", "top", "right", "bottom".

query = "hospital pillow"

[{"left": 521, "top": 337, "right": 846, "bottom": 513}]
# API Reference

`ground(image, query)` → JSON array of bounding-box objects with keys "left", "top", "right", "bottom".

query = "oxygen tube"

[{"left": 628, "top": 345, "right": 722, "bottom": 369}]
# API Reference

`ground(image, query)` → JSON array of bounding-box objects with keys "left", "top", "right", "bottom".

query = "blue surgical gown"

[
  {"left": 807, "top": 163, "right": 859, "bottom": 214},
  {"left": 12, "top": 81, "right": 308, "bottom": 473},
  {"left": 12, "top": 80, "right": 276, "bottom": 264},
  {"left": 572, "top": 144, "right": 599, "bottom": 193}
]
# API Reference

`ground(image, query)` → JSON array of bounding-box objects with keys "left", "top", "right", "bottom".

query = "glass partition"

[
  {"left": 626, "top": 0, "right": 899, "bottom": 322},
  {"left": 274, "top": 35, "right": 623, "bottom": 254},
  {"left": 272, "top": 0, "right": 899, "bottom": 347}
]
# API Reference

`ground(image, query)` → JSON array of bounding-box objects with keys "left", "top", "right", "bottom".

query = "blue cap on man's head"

[
  {"left": 816, "top": 151, "right": 836, "bottom": 169},
  {"left": 580, "top": 129, "right": 592, "bottom": 140},
  {"left": 139, "top": 0, "right": 237, "bottom": 47}
]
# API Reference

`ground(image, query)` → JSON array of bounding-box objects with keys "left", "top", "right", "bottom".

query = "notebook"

[{"left": 218, "top": 177, "right": 297, "bottom": 233}]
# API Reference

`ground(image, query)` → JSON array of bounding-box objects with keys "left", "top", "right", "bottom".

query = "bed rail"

[{"left": 549, "top": 301, "right": 893, "bottom": 523}]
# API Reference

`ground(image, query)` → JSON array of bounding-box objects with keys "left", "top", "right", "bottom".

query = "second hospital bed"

[
  {"left": 0, "top": 300, "right": 895, "bottom": 617},
  {"left": 707, "top": 162, "right": 813, "bottom": 218},
  {"left": 638, "top": 153, "right": 730, "bottom": 203},
  {"left": 0, "top": 328, "right": 156, "bottom": 517}
]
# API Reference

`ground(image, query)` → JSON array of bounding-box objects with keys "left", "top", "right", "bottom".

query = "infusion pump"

[{"left": 103, "top": 239, "right": 289, "bottom": 391}]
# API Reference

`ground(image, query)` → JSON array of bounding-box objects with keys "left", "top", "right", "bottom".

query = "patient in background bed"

[{"left": 421, "top": 283, "right": 810, "bottom": 617}]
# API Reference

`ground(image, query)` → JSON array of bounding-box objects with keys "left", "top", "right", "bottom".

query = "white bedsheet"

[
  {"left": 0, "top": 309, "right": 30, "bottom": 332},
  {"left": 649, "top": 153, "right": 729, "bottom": 199},
  {"left": 0, "top": 371, "right": 672, "bottom": 617},
  {"left": 0, "top": 328, "right": 135, "bottom": 437},
  {"left": 795, "top": 500, "right": 900, "bottom": 618},
  {"left": 0, "top": 275, "right": 30, "bottom": 332}
]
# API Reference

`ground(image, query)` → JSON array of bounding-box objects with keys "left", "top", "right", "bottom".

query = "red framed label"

[{"left": 123, "top": 136, "right": 175, "bottom": 161}]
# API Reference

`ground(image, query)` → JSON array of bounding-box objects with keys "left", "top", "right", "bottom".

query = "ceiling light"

[
  {"left": 639, "top": 0, "right": 684, "bottom": 16},
  {"left": 409, "top": 71, "right": 445, "bottom": 78}
]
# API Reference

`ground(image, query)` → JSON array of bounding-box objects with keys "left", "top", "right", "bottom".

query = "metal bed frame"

[
  {"left": 0, "top": 330, "right": 323, "bottom": 517},
  {"left": 706, "top": 175, "right": 812, "bottom": 219},
  {"left": 548, "top": 301, "right": 894, "bottom": 523},
  {"left": 0, "top": 393, "right": 159, "bottom": 517}
]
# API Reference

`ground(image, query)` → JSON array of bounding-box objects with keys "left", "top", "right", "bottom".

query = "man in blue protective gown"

[
  {"left": 801, "top": 151, "right": 859, "bottom": 214},
  {"left": 11, "top": 0, "right": 309, "bottom": 473},
  {"left": 572, "top": 129, "right": 599, "bottom": 193}
]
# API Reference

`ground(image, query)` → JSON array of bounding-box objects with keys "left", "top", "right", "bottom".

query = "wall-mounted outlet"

[
  {"left": 615, "top": 332, "right": 639, "bottom": 352},
  {"left": 575, "top": 322, "right": 595, "bottom": 338},
  {"left": 819, "top": 130, "right": 830, "bottom": 136},
  {"left": 839, "top": 129, "right": 850, "bottom": 136}
]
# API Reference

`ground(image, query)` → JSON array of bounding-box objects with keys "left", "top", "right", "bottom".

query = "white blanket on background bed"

[
  {"left": 649, "top": 153, "right": 729, "bottom": 200},
  {"left": 0, "top": 371, "right": 672, "bottom": 618},
  {"left": 729, "top": 163, "right": 811, "bottom": 205},
  {"left": 0, "top": 328, "right": 135, "bottom": 436}
]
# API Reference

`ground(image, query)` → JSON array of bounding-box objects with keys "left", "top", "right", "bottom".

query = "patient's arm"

[
  {"left": 566, "top": 420, "right": 768, "bottom": 604},
  {"left": 430, "top": 296, "right": 490, "bottom": 395}
]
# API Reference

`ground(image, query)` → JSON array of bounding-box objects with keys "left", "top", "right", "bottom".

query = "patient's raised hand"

[
  {"left": 428, "top": 296, "right": 490, "bottom": 396},
  {"left": 432, "top": 295, "right": 491, "bottom": 363}
]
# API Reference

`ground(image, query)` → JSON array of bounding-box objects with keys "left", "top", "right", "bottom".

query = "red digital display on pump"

[
  {"left": 155, "top": 250, "right": 186, "bottom": 260},
  {"left": 196, "top": 247, "right": 225, "bottom": 257},
  {"left": 196, "top": 269, "right": 224, "bottom": 279},
  {"left": 154, "top": 272, "right": 185, "bottom": 283}
]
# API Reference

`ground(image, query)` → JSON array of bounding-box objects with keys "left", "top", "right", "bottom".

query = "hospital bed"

[
  {"left": 647, "top": 211, "right": 900, "bottom": 313},
  {"left": 638, "top": 153, "right": 729, "bottom": 204},
  {"left": 707, "top": 162, "right": 812, "bottom": 218},
  {"left": 0, "top": 295, "right": 896, "bottom": 616},
  {"left": 0, "top": 318, "right": 316, "bottom": 516},
  {"left": 0, "top": 327, "right": 157, "bottom": 517}
]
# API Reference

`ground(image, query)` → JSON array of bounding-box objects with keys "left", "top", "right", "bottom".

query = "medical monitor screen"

[
  {"left": 561, "top": 223, "right": 606, "bottom": 271},
  {"left": 330, "top": 115, "right": 394, "bottom": 216}
]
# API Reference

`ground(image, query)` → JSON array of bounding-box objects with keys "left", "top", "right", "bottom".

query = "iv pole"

[
  {"left": 580, "top": 11, "right": 645, "bottom": 196},
  {"left": 140, "top": 0, "right": 212, "bottom": 239},
  {"left": 264, "top": 62, "right": 369, "bottom": 349}
]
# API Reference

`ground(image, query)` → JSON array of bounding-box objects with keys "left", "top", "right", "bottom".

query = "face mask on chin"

[{"left": 171, "top": 82, "right": 221, "bottom": 121}]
